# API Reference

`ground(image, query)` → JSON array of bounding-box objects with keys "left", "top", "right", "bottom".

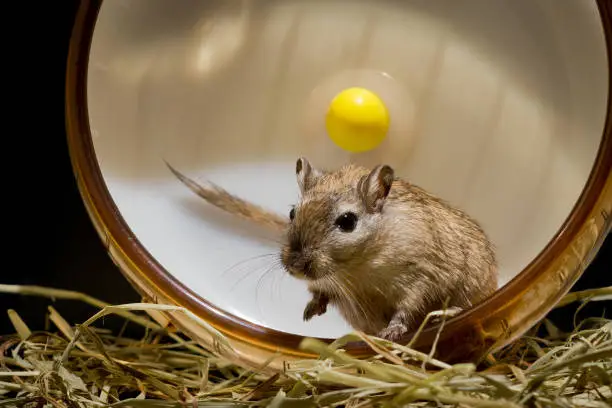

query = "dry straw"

[{"left": 0, "top": 284, "right": 610, "bottom": 407}]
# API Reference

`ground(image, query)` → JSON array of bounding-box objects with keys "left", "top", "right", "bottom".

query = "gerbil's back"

[{"left": 387, "top": 180, "right": 498, "bottom": 306}]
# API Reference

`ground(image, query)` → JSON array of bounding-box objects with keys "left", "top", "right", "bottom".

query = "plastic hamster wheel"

[{"left": 66, "top": 0, "right": 611, "bottom": 370}]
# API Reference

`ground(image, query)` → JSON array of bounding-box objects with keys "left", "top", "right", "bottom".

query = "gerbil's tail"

[{"left": 165, "top": 161, "right": 288, "bottom": 233}]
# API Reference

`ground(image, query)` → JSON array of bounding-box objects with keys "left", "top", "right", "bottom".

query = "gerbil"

[{"left": 166, "top": 158, "right": 498, "bottom": 341}]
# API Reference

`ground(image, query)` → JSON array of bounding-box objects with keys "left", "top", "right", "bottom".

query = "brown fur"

[{"left": 168, "top": 158, "right": 498, "bottom": 342}]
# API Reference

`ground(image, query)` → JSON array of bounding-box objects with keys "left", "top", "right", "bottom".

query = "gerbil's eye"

[
  {"left": 335, "top": 212, "right": 358, "bottom": 232},
  {"left": 289, "top": 207, "right": 296, "bottom": 221}
]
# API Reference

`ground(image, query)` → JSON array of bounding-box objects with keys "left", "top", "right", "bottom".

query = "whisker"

[
  {"left": 260, "top": 258, "right": 280, "bottom": 303},
  {"left": 221, "top": 253, "right": 276, "bottom": 278},
  {"left": 277, "top": 263, "right": 289, "bottom": 303},
  {"left": 224, "top": 254, "right": 276, "bottom": 291},
  {"left": 228, "top": 262, "right": 272, "bottom": 292},
  {"left": 255, "top": 263, "right": 281, "bottom": 317},
  {"left": 268, "top": 260, "right": 284, "bottom": 304}
]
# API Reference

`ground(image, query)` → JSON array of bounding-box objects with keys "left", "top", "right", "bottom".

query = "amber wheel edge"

[
  {"left": 65, "top": 0, "right": 612, "bottom": 371},
  {"left": 64, "top": 0, "right": 322, "bottom": 372}
]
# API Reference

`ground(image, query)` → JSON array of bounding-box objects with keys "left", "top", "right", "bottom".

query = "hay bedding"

[{"left": 0, "top": 284, "right": 610, "bottom": 408}]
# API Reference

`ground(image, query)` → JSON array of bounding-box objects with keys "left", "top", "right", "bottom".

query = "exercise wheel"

[{"left": 66, "top": 0, "right": 611, "bottom": 370}]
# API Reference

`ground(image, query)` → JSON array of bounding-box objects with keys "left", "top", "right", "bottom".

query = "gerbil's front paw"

[
  {"left": 378, "top": 324, "right": 409, "bottom": 343},
  {"left": 303, "top": 299, "right": 327, "bottom": 321}
]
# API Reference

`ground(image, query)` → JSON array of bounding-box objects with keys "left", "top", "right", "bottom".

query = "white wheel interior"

[{"left": 87, "top": 0, "right": 608, "bottom": 338}]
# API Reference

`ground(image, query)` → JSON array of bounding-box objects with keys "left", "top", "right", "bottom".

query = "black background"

[{"left": 1, "top": 1, "right": 609, "bottom": 337}]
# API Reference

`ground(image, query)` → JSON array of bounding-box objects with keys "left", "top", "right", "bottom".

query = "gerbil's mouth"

[
  {"left": 283, "top": 261, "right": 316, "bottom": 280},
  {"left": 281, "top": 247, "right": 317, "bottom": 280}
]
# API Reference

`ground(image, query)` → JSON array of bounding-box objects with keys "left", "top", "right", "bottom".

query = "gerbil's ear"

[
  {"left": 296, "top": 157, "right": 321, "bottom": 194},
  {"left": 358, "top": 164, "right": 394, "bottom": 213}
]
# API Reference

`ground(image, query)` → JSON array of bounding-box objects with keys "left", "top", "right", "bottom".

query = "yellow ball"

[{"left": 325, "top": 87, "right": 390, "bottom": 153}]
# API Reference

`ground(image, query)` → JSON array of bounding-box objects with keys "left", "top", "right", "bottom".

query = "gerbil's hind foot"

[
  {"left": 427, "top": 306, "right": 464, "bottom": 326},
  {"left": 303, "top": 294, "right": 329, "bottom": 321},
  {"left": 378, "top": 323, "right": 409, "bottom": 343}
]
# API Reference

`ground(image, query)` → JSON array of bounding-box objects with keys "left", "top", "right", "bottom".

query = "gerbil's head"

[{"left": 280, "top": 157, "right": 395, "bottom": 281}]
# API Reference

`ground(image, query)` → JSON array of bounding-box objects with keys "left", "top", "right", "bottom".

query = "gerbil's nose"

[
  {"left": 288, "top": 251, "right": 309, "bottom": 270},
  {"left": 288, "top": 251, "right": 302, "bottom": 268}
]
